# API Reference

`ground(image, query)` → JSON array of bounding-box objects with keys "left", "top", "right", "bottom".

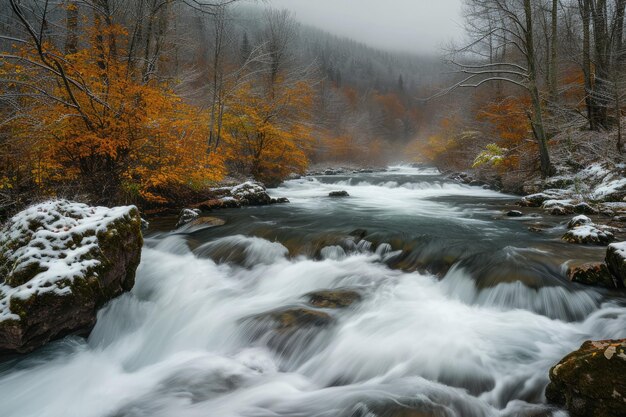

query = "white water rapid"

[{"left": 0, "top": 166, "right": 624, "bottom": 417}]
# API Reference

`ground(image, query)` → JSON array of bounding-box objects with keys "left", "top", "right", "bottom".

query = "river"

[{"left": 1, "top": 165, "right": 625, "bottom": 417}]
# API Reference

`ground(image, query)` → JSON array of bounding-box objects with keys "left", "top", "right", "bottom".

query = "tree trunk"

[
  {"left": 580, "top": 0, "right": 595, "bottom": 129},
  {"left": 524, "top": 0, "right": 553, "bottom": 177},
  {"left": 548, "top": 0, "right": 558, "bottom": 102},
  {"left": 591, "top": 0, "right": 610, "bottom": 129}
]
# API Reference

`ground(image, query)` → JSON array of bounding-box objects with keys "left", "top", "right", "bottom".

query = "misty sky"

[{"left": 269, "top": 0, "right": 463, "bottom": 54}]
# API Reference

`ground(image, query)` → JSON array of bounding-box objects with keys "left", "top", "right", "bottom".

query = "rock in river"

[
  {"left": 0, "top": 200, "right": 142, "bottom": 354},
  {"left": 307, "top": 289, "right": 362, "bottom": 308},
  {"left": 562, "top": 225, "right": 614, "bottom": 245},
  {"left": 567, "top": 215, "right": 592, "bottom": 229},
  {"left": 175, "top": 208, "right": 200, "bottom": 228},
  {"left": 567, "top": 262, "right": 618, "bottom": 289},
  {"left": 329, "top": 190, "right": 350, "bottom": 197},
  {"left": 546, "top": 339, "right": 626, "bottom": 417},
  {"left": 605, "top": 242, "right": 626, "bottom": 287}
]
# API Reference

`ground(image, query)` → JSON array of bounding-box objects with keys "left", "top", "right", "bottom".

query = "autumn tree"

[{"left": 442, "top": 0, "right": 554, "bottom": 177}]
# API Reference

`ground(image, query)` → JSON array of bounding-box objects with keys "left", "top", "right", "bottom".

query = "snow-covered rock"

[
  {"left": 175, "top": 208, "right": 200, "bottom": 228},
  {"left": 520, "top": 191, "right": 564, "bottom": 207},
  {"left": 606, "top": 242, "right": 626, "bottom": 287},
  {"left": 567, "top": 215, "right": 592, "bottom": 229},
  {"left": 196, "top": 181, "right": 278, "bottom": 211},
  {"left": 542, "top": 199, "right": 575, "bottom": 215},
  {"left": 0, "top": 200, "right": 142, "bottom": 354},
  {"left": 562, "top": 224, "right": 615, "bottom": 245}
]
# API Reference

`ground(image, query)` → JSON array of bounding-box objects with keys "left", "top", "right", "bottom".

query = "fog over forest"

[{"left": 270, "top": 0, "right": 464, "bottom": 53}]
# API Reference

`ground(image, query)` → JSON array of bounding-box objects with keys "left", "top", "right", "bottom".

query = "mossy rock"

[
  {"left": 546, "top": 339, "right": 626, "bottom": 417},
  {"left": 0, "top": 201, "right": 143, "bottom": 354},
  {"left": 567, "top": 262, "right": 618, "bottom": 289}
]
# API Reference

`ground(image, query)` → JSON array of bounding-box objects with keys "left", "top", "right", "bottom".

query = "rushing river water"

[{"left": 1, "top": 165, "right": 625, "bottom": 417}]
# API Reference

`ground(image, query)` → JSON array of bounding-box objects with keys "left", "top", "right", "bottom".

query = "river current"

[{"left": 1, "top": 165, "right": 625, "bottom": 417}]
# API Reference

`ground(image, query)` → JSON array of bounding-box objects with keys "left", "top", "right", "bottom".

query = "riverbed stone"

[
  {"left": 307, "top": 290, "right": 362, "bottom": 308},
  {"left": 567, "top": 262, "right": 617, "bottom": 289},
  {"left": 329, "top": 190, "right": 350, "bottom": 197},
  {"left": 546, "top": 339, "right": 626, "bottom": 417},
  {"left": 253, "top": 308, "right": 333, "bottom": 333},
  {"left": 605, "top": 242, "right": 626, "bottom": 287},
  {"left": 506, "top": 210, "right": 523, "bottom": 217},
  {"left": 187, "top": 216, "right": 226, "bottom": 228},
  {"left": 562, "top": 225, "right": 614, "bottom": 245}
]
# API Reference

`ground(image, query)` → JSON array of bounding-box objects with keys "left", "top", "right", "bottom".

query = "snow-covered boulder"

[
  {"left": 175, "top": 208, "right": 200, "bottom": 228},
  {"left": 0, "top": 200, "right": 142, "bottom": 354},
  {"left": 606, "top": 242, "right": 626, "bottom": 287},
  {"left": 567, "top": 215, "right": 592, "bottom": 229},
  {"left": 562, "top": 224, "right": 615, "bottom": 245},
  {"left": 195, "top": 181, "right": 281, "bottom": 211},
  {"left": 542, "top": 199, "right": 575, "bottom": 215},
  {"left": 519, "top": 192, "right": 554, "bottom": 207},
  {"left": 231, "top": 181, "right": 271, "bottom": 205}
]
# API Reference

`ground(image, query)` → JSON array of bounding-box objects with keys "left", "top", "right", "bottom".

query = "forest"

[
  {"left": 0, "top": 0, "right": 445, "bottom": 213},
  {"left": 3, "top": 1, "right": 623, "bottom": 213}
]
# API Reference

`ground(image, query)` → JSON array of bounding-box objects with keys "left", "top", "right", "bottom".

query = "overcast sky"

[{"left": 269, "top": 0, "right": 463, "bottom": 55}]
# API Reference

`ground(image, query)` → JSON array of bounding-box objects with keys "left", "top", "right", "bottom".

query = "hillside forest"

[{"left": 0, "top": 0, "right": 625, "bottom": 213}]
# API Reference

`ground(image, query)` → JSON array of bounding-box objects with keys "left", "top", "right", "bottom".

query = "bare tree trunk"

[
  {"left": 548, "top": 0, "right": 558, "bottom": 102},
  {"left": 591, "top": 0, "right": 610, "bottom": 128},
  {"left": 524, "top": 0, "right": 553, "bottom": 177},
  {"left": 580, "top": 0, "right": 595, "bottom": 129}
]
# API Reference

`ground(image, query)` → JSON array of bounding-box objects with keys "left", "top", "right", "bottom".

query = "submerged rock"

[
  {"left": 567, "top": 262, "right": 617, "bottom": 289},
  {"left": 546, "top": 339, "right": 626, "bottom": 417},
  {"left": 506, "top": 210, "right": 523, "bottom": 217},
  {"left": 329, "top": 190, "right": 350, "bottom": 198},
  {"left": 270, "top": 197, "right": 290, "bottom": 204},
  {"left": 248, "top": 308, "right": 333, "bottom": 336},
  {"left": 0, "top": 200, "right": 143, "bottom": 354},
  {"left": 605, "top": 242, "right": 626, "bottom": 287},
  {"left": 187, "top": 216, "right": 226, "bottom": 228},
  {"left": 307, "top": 290, "right": 362, "bottom": 308}
]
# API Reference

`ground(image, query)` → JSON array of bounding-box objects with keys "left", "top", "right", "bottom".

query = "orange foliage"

[
  {"left": 222, "top": 79, "right": 314, "bottom": 185},
  {"left": 2, "top": 20, "right": 225, "bottom": 203},
  {"left": 475, "top": 97, "right": 533, "bottom": 169}
]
